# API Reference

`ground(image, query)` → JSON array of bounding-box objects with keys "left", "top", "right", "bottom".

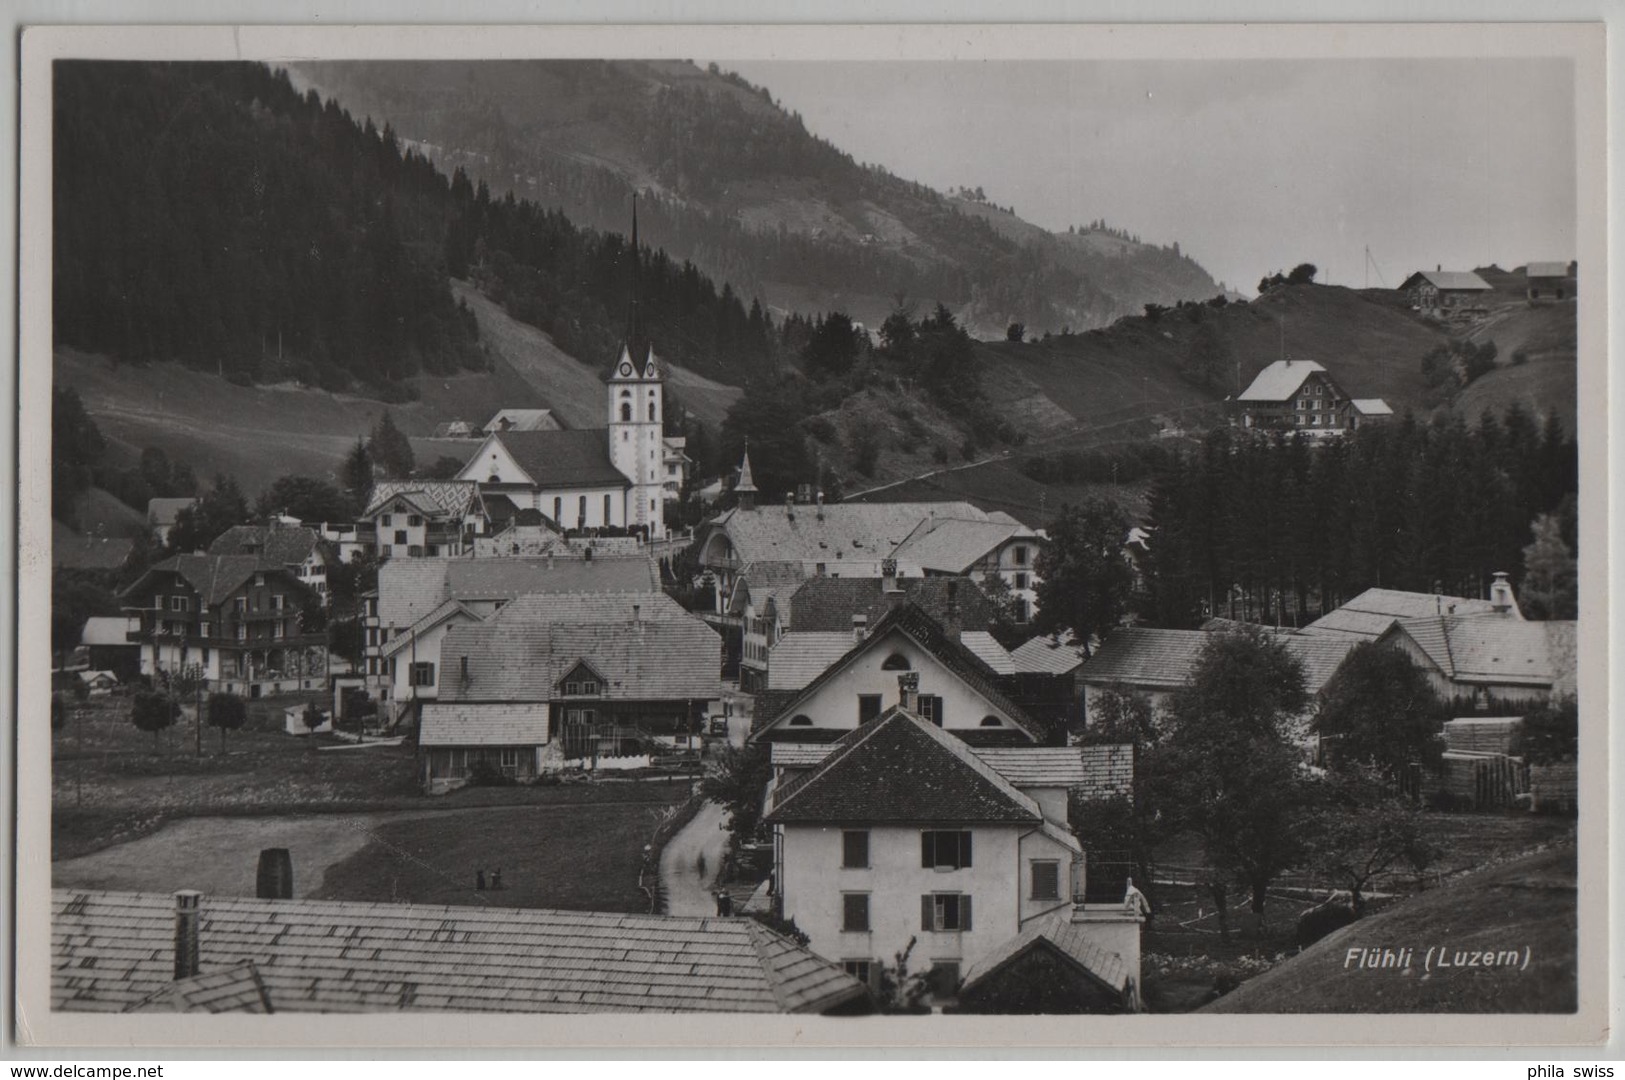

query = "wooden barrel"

[{"left": 256, "top": 847, "right": 294, "bottom": 899}]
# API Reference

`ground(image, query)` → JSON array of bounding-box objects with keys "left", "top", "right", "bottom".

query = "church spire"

[
  {"left": 735, "top": 438, "right": 758, "bottom": 511},
  {"left": 622, "top": 192, "right": 648, "bottom": 367}
]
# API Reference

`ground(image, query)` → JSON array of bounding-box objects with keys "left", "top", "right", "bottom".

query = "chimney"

[
  {"left": 255, "top": 848, "right": 293, "bottom": 900},
  {"left": 852, "top": 613, "right": 868, "bottom": 644},
  {"left": 881, "top": 558, "right": 899, "bottom": 595},
  {"left": 898, "top": 671, "right": 920, "bottom": 713},
  {"left": 1489, "top": 571, "right": 1517, "bottom": 615},
  {"left": 816, "top": 490, "right": 825, "bottom": 522},
  {"left": 174, "top": 890, "right": 202, "bottom": 980},
  {"left": 785, "top": 495, "right": 796, "bottom": 522},
  {"left": 1437, "top": 263, "right": 1442, "bottom": 272}
]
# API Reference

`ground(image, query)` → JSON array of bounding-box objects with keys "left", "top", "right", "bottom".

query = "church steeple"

[
  {"left": 735, "top": 439, "right": 758, "bottom": 512},
  {"left": 622, "top": 193, "right": 648, "bottom": 368}
]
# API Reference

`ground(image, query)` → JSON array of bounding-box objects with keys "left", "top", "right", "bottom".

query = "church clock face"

[{"left": 620, "top": 362, "right": 633, "bottom": 377}]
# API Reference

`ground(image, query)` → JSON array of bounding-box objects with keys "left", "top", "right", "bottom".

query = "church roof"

[
  {"left": 490, "top": 430, "right": 631, "bottom": 490},
  {"left": 484, "top": 408, "right": 560, "bottom": 433}
]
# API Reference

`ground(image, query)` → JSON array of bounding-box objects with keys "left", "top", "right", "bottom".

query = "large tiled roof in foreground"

[{"left": 52, "top": 889, "right": 865, "bottom": 1015}]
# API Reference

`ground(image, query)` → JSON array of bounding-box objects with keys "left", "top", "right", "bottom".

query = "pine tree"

[
  {"left": 368, "top": 410, "right": 415, "bottom": 479},
  {"left": 343, "top": 437, "right": 374, "bottom": 515}
]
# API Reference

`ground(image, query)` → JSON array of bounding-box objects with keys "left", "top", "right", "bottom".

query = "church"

[{"left": 452, "top": 208, "right": 668, "bottom": 541}]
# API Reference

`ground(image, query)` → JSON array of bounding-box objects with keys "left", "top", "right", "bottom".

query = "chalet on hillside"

[
  {"left": 1400, "top": 269, "right": 1493, "bottom": 316},
  {"left": 1232, "top": 359, "right": 1390, "bottom": 439},
  {"left": 1525, "top": 261, "right": 1576, "bottom": 301}
]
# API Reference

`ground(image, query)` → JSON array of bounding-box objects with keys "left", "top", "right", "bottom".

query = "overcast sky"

[{"left": 727, "top": 58, "right": 1576, "bottom": 295}]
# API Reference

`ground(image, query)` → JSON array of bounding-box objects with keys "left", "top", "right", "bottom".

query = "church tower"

[{"left": 607, "top": 196, "right": 666, "bottom": 540}]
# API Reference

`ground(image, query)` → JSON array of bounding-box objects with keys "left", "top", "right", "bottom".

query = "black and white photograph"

[{"left": 13, "top": 21, "right": 1609, "bottom": 1049}]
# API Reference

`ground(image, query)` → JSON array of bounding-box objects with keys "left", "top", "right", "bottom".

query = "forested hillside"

[
  {"left": 54, "top": 62, "right": 776, "bottom": 393},
  {"left": 289, "top": 60, "right": 1231, "bottom": 342}
]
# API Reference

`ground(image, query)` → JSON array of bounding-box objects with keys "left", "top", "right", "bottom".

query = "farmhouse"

[
  {"left": 420, "top": 592, "right": 721, "bottom": 791},
  {"left": 208, "top": 524, "right": 335, "bottom": 604},
  {"left": 1301, "top": 579, "right": 1519, "bottom": 641},
  {"left": 1232, "top": 359, "right": 1388, "bottom": 439},
  {"left": 1375, "top": 615, "right": 1576, "bottom": 710},
  {"left": 751, "top": 602, "right": 1041, "bottom": 748},
  {"left": 362, "top": 553, "right": 659, "bottom": 720},
  {"left": 120, "top": 554, "right": 327, "bottom": 697},
  {"left": 1400, "top": 268, "right": 1493, "bottom": 316},
  {"left": 51, "top": 888, "right": 867, "bottom": 1014},
  {"left": 763, "top": 689, "right": 1140, "bottom": 1009}
]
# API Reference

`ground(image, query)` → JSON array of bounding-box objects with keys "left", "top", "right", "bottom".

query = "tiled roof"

[
  {"left": 766, "top": 633, "right": 858, "bottom": 691},
  {"left": 127, "top": 961, "right": 274, "bottom": 1014},
  {"left": 121, "top": 554, "right": 265, "bottom": 608},
  {"left": 1525, "top": 262, "right": 1570, "bottom": 279},
  {"left": 1280, "top": 635, "right": 1359, "bottom": 696},
  {"left": 208, "top": 524, "right": 322, "bottom": 566},
  {"left": 1078, "top": 628, "right": 1208, "bottom": 688},
  {"left": 145, "top": 497, "right": 198, "bottom": 526},
  {"left": 492, "top": 430, "right": 630, "bottom": 490},
  {"left": 419, "top": 702, "right": 548, "bottom": 747},
  {"left": 484, "top": 408, "right": 560, "bottom": 433},
  {"left": 1350, "top": 398, "right": 1393, "bottom": 416},
  {"left": 786, "top": 576, "right": 1001, "bottom": 634},
  {"left": 728, "top": 561, "right": 807, "bottom": 618},
  {"left": 960, "top": 908, "right": 1129, "bottom": 998},
  {"left": 1236, "top": 360, "right": 1325, "bottom": 402},
  {"left": 753, "top": 603, "right": 1041, "bottom": 742},
  {"left": 1407, "top": 269, "right": 1493, "bottom": 291},
  {"left": 766, "top": 708, "right": 1043, "bottom": 825},
  {"left": 364, "top": 480, "right": 480, "bottom": 520},
  {"left": 80, "top": 616, "right": 133, "bottom": 648},
  {"left": 891, "top": 517, "right": 1032, "bottom": 574},
  {"left": 1009, "top": 635, "right": 1089, "bottom": 676},
  {"left": 376, "top": 555, "right": 659, "bottom": 629},
  {"left": 958, "top": 631, "right": 1016, "bottom": 675},
  {"left": 438, "top": 598, "right": 720, "bottom": 702},
  {"left": 51, "top": 889, "right": 865, "bottom": 1014},
  {"left": 770, "top": 742, "right": 1133, "bottom": 802},
  {"left": 52, "top": 522, "right": 135, "bottom": 570},
  {"left": 710, "top": 501, "right": 1001, "bottom": 566},
  {"left": 380, "top": 600, "right": 482, "bottom": 659},
  {"left": 1387, "top": 616, "right": 1576, "bottom": 688},
  {"left": 974, "top": 745, "right": 1134, "bottom": 794}
]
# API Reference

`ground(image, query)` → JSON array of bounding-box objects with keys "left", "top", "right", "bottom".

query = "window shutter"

[
  {"left": 960, "top": 831, "right": 973, "bottom": 869},
  {"left": 921, "top": 895, "right": 933, "bottom": 932},
  {"left": 961, "top": 895, "right": 972, "bottom": 931},
  {"left": 921, "top": 833, "right": 932, "bottom": 869}
]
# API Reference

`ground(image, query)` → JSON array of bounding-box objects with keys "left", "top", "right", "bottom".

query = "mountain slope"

[{"left": 288, "top": 59, "right": 1230, "bottom": 343}]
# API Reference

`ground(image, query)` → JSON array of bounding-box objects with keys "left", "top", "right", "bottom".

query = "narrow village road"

[{"left": 659, "top": 799, "right": 730, "bottom": 916}]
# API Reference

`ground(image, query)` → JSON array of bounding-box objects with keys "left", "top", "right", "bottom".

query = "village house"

[
  {"left": 662, "top": 434, "right": 691, "bottom": 501},
  {"left": 358, "top": 480, "right": 488, "bottom": 560},
  {"left": 1375, "top": 614, "right": 1577, "bottom": 711},
  {"left": 77, "top": 615, "right": 141, "bottom": 682},
  {"left": 750, "top": 602, "right": 1043, "bottom": 748},
  {"left": 1231, "top": 358, "right": 1391, "bottom": 439},
  {"left": 1525, "top": 261, "right": 1576, "bottom": 302},
  {"left": 762, "top": 679, "right": 1141, "bottom": 1010},
  {"left": 1399, "top": 268, "right": 1494, "bottom": 316},
  {"left": 145, "top": 497, "right": 198, "bottom": 547},
  {"left": 698, "top": 453, "right": 1044, "bottom": 623},
  {"left": 1078, "top": 626, "right": 1358, "bottom": 738},
  {"left": 51, "top": 887, "right": 867, "bottom": 1014},
  {"left": 361, "top": 552, "right": 659, "bottom": 722},
  {"left": 208, "top": 523, "right": 335, "bottom": 605},
  {"left": 419, "top": 591, "right": 721, "bottom": 791},
  {"left": 1300, "top": 581, "right": 1516, "bottom": 641},
  {"left": 120, "top": 553, "right": 328, "bottom": 697}
]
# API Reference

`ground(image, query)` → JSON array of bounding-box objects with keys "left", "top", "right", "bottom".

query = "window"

[
  {"left": 648, "top": 402, "right": 656, "bottom": 422},
  {"left": 578, "top": 496, "right": 587, "bottom": 523},
  {"left": 1031, "top": 861, "right": 1061, "bottom": 901},
  {"left": 881, "top": 653, "right": 911, "bottom": 671},
  {"left": 1314, "top": 384, "right": 1323, "bottom": 396},
  {"left": 407, "top": 514, "right": 422, "bottom": 527},
  {"left": 554, "top": 497, "right": 563, "bottom": 522},
  {"left": 979, "top": 715, "right": 1003, "bottom": 727},
  {"left": 395, "top": 530, "right": 408, "bottom": 545},
  {"left": 921, "top": 893, "right": 972, "bottom": 932},
  {"left": 499, "top": 748, "right": 521, "bottom": 776},
  {"left": 169, "top": 595, "right": 189, "bottom": 612},
  {"left": 272, "top": 595, "right": 284, "bottom": 611},
  {"left": 842, "top": 893, "right": 870, "bottom": 932},
  {"left": 564, "top": 680, "right": 601, "bottom": 696},
  {"left": 382, "top": 514, "right": 393, "bottom": 527},
  {"left": 842, "top": 960, "right": 873, "bottom": 985},
  {"left": 921, "top": 831, "right": 972, "bottom": 870},
  {"left": 604, "top": 494, "right": 613, "bottom": 523},
  {"left": 410, "top": 662, "right": 436, "bottom": 688},
  {"left": 235, "top": 624, "right": 247, "bottom": 642},
  {"left": 919, "top": 695, "right": 945, "bottom": 727},
  {"left": 788, "top": 715, "right": 813, "bottom": 727},
  {"left": 1013, "top": 545, "right": 1029, "bottom": 566},
  {"left": 273, "top": 620, "right": 285, "bottom": 640},
  {"left": 425, "top": 545, "right": 438, "bottom": 557},
  {"left": 1013, "top": 572, "right": 1029, "bottom": 590},
  {"left": 857, "top": 694, "right": 883, "bottom": 724},
  {"left": 153, "top": 593, "right": 163, "bottom": 611},
  {"left": 842, "top": 830, "right": 869, "bottom": 869},
  {"left": 408, "top": 545, "right": 424, "bottom": 558},
  {"left": 200, "top": 622, "right": 211, "bottom": 638},
  {"left": 621, "top": 402, "right": 632, "bottom": 422},
  {"left": 815, "top": 563, "right": 827, "bottom": 576}
]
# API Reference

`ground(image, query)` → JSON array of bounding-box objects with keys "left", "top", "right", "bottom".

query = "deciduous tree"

[
  {"left": 1314, "top": 643, "right": 1445, "bottom": 781},
  {"left": 206, "top": 692, "right": 248, "bottom": 752},
  {"left": 130, "top": 690, "right": 180, "bottom": 754},
  {"left": 1033, "top": 499, "right": 1134, "bottom": 653}
]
